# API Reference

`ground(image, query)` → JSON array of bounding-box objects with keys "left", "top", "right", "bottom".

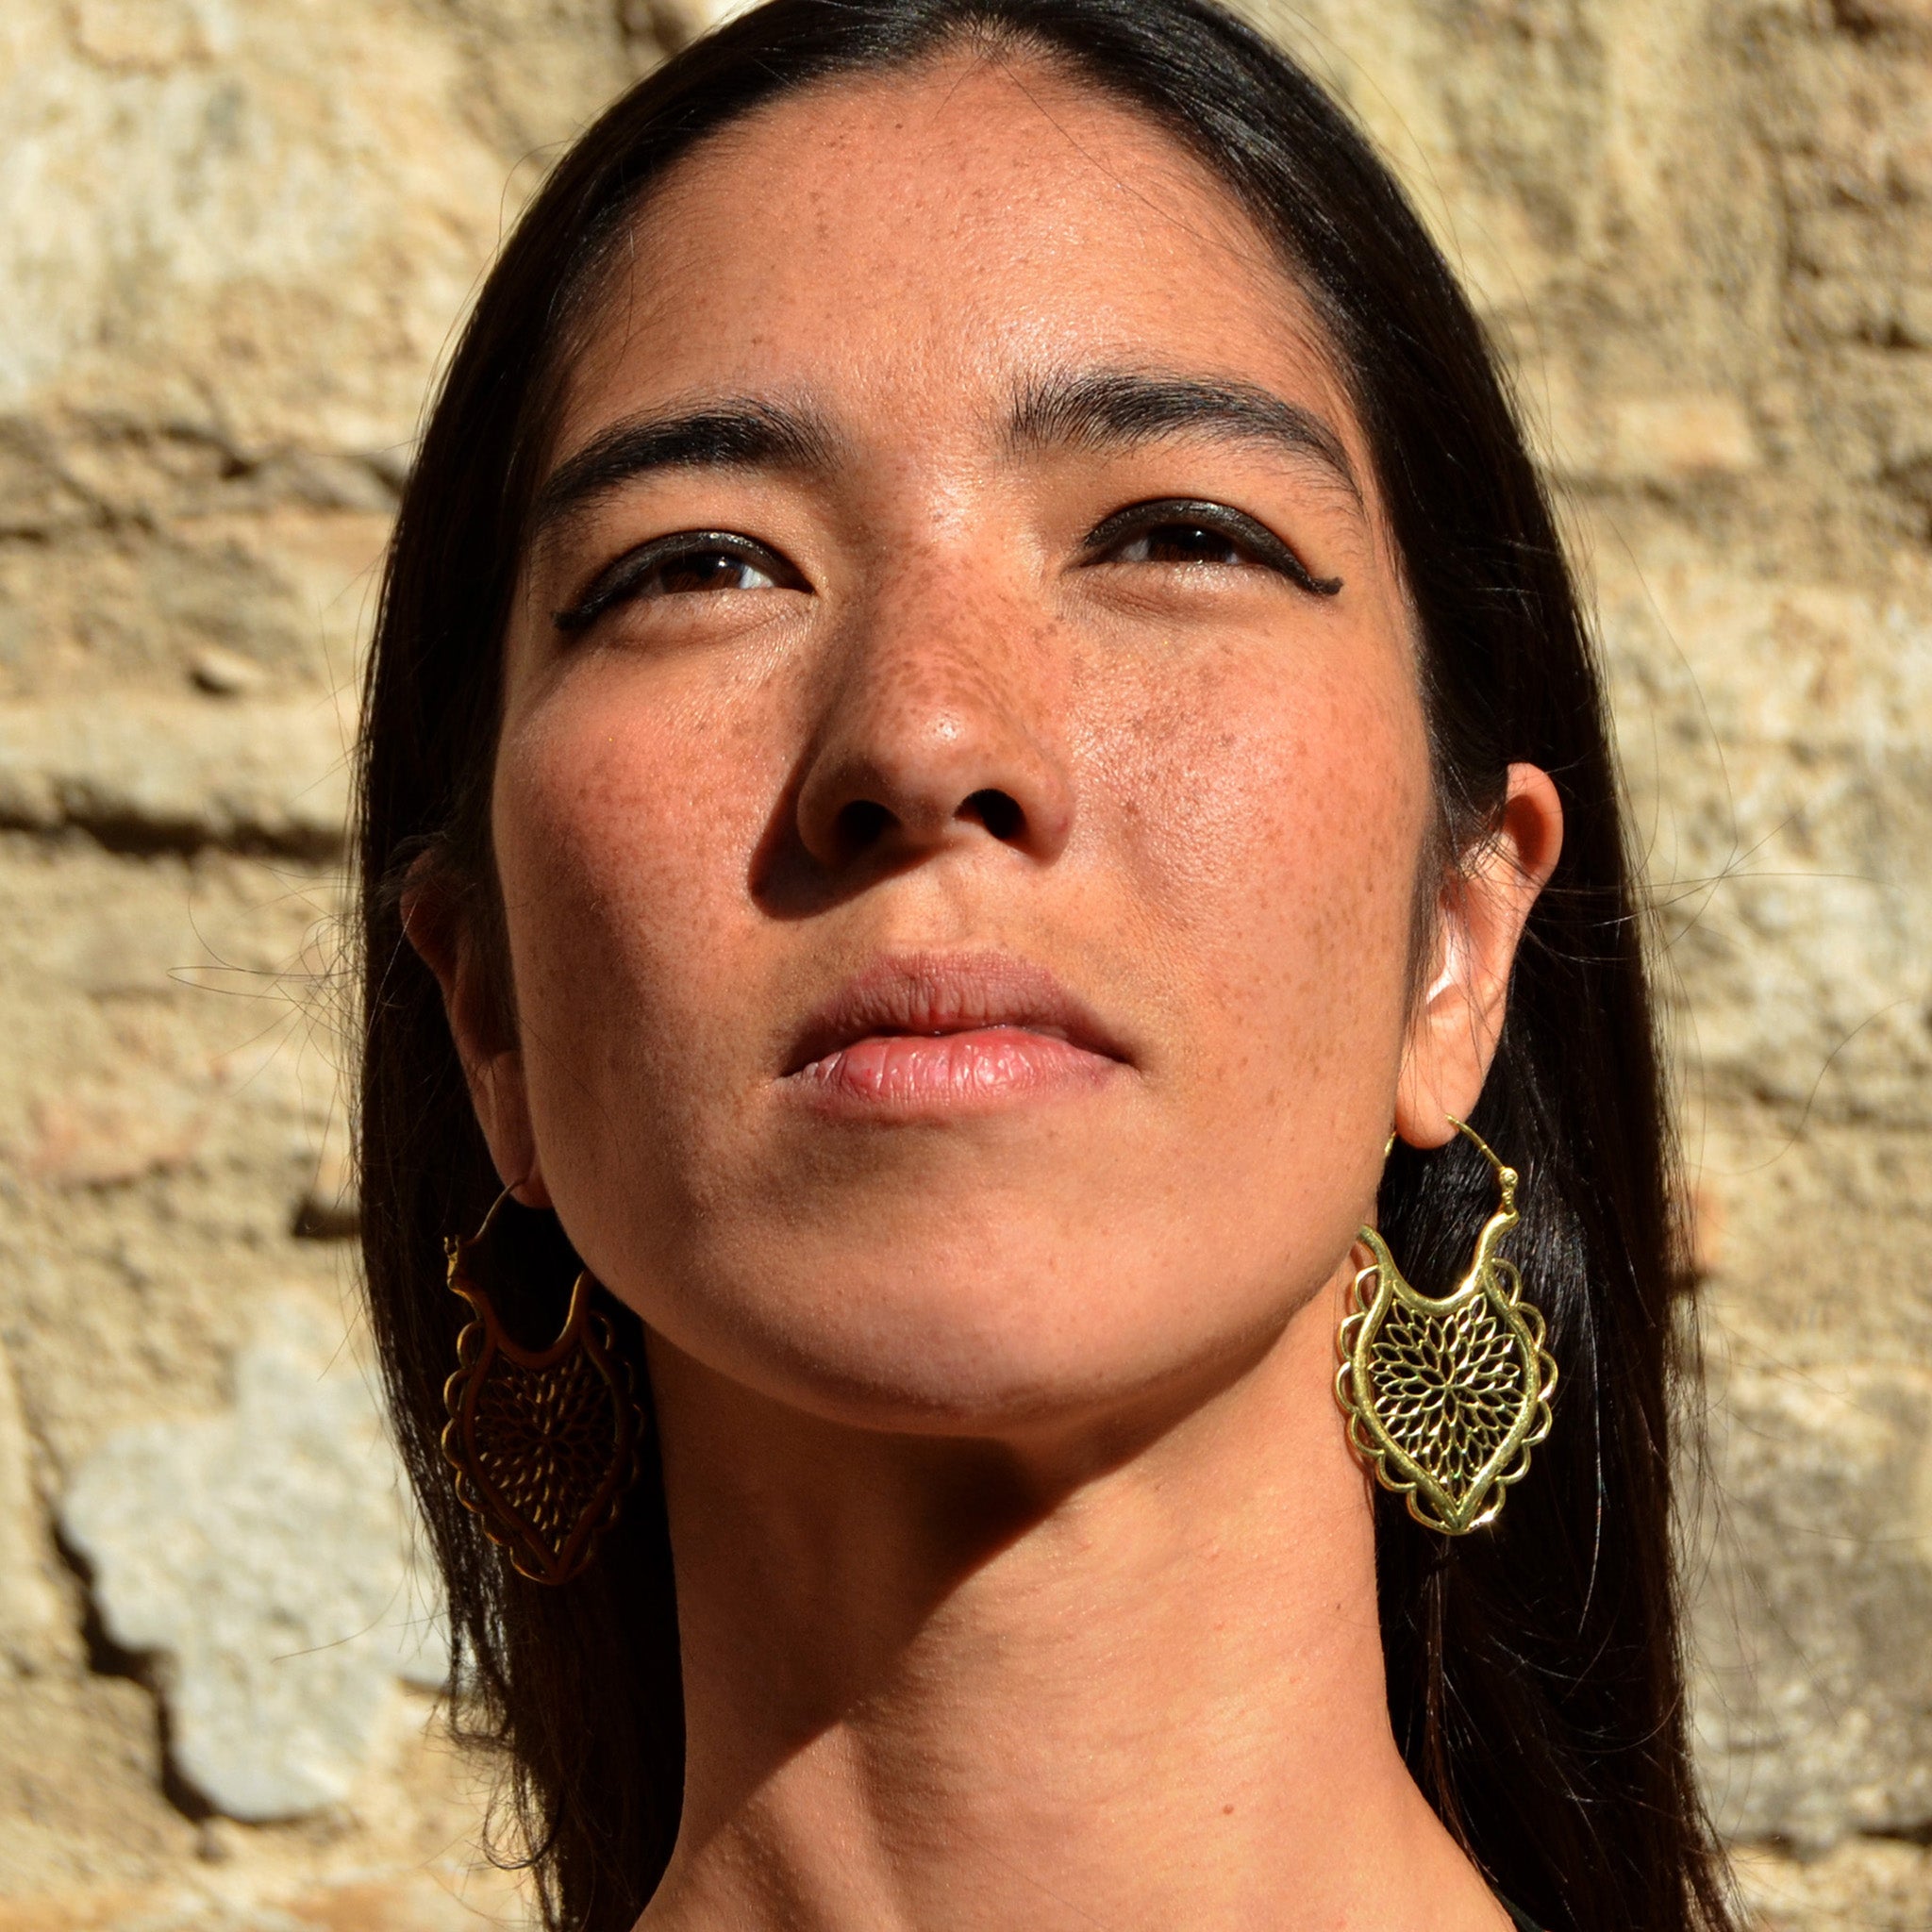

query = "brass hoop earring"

[
  {"left": 1335, "top": 1119, "right": 1557, "bottom": 1535},
  {"left": 441, "top": 1189, "right": 643, "bottom": 1585}
]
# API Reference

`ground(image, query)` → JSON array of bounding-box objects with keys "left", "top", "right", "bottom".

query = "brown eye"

[
  {"left": 555, "top": 531, "right": 800, "bottom": 634},
  {"left": 1109, "top": 522, "right": 1251, "bottom": 567},
  {"left": 1081, "top": 497, "right": 1343, "bottom": 598},
  {"left": 651, "top": 549, "right": 781, "bottom": 596}
]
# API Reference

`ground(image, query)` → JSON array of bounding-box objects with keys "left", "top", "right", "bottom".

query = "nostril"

[
  {"left": 832, "top": 797, "right": 897, "bottom": 860},
  {"left": 962, "top": 789, "right": 1025, "bottom": 841},
  {"left": 808, "top": 784, "right": 1038, "bottom": 868}
]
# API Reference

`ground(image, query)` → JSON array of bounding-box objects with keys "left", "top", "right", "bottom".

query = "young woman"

[{"left": 356, "top": 4, "right": 1734, "bottom": 1927}]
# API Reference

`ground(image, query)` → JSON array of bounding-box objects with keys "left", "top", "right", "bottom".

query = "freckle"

[{"left": 1223, "top": 1804, "right": 1235, "bottom": 1816}]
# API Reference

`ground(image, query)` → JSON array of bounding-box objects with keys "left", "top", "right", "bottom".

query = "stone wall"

[{"left": 0, "top": 2, "right": 1925, "bottom": 1927}]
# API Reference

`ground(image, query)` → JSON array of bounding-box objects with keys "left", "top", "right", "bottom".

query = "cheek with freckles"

[
  {"left": 490, "top": 656, "right": 797, "bottom": 1192},
  {"left": 1089, "top": 625, "right": 1427, "bottom": 1143}
]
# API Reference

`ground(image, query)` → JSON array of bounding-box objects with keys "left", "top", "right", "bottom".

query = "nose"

[{"left": 792, "top": 581, "right": 1075, "bottom": 874}]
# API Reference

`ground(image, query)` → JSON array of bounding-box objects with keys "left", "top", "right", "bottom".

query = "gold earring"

[
  {"left": 1335, "top": 1119, "right": 1557, "bottom": 1535},
  {"left": 441, "top": 1189, "right": 643, "bottom": 1585}
]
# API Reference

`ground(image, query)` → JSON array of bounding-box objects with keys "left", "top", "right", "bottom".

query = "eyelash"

[
  {"left": 552, "top": 498, "right": 1341, "bottom": 633},
  {"left": 554, "top": 530, "right": 803, "bottom": 633},
  {"left": 1080, "top": 498, "right": 1342, "bottom": 597}
]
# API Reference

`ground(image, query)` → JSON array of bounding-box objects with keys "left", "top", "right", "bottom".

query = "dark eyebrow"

[
  {"left": 531, "top": 400, "right": 839, "bottom": 538},
  {"left": 1007, "top": 369, "right": 1361, "bottom": 505}
]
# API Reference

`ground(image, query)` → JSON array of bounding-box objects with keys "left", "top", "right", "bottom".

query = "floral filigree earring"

[
  {"left": 441, "top": 1189, "right": 643, "bottom": 1584},
  {"left": 1335, "top": 1119, "right": 1557, "bottom": 1535}
]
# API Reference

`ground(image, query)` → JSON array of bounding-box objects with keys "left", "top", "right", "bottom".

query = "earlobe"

[
  {"left": 1393, "top": 763, "right": 1563, "bottom": 1147},
  {"left": 462, "top": 1049, "right": 550, "bottom": 1209},
  {"left": 400, "top": 857, "right": 551, "bottom": 1208}
]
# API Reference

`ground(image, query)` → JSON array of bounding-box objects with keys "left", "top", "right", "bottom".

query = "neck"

[{"left": 639, "top": 1268, "right": 1507, "bottom": 1932}]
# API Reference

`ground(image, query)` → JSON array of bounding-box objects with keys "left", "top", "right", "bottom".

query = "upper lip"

[{"left": 781, "top": 951, "right": 1131, "bottom": 1075}]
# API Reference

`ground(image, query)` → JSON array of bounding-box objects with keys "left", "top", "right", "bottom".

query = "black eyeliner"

[
  {"left": 553, "top": 530, "right": 794, "bottom": 633},
  {"left": 1081, "top": 497, "right": 1342, "bottom": 597}
]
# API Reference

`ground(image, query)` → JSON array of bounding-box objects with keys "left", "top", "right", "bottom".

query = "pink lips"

[{"left": 781, "top": 954, "right": 1128, "bottom": 1113}]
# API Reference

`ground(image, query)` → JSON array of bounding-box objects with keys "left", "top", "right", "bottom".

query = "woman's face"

[{"left": 458, "top": 58, "right": 1476, "bottom": 1437}]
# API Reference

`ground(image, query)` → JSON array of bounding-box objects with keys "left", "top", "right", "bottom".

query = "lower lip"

[{"left": 785, "top": 1027, "right": 1120, "bottom": 1112}]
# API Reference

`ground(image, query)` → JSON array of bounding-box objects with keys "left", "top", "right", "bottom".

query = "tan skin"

[{"left": 411, "top": 55, "right": 1562, "bottom": 1932}]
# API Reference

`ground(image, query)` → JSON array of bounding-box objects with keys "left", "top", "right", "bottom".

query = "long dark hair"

[{"left": 356, "top": 4, "right": 1731, "bottom": 1928}]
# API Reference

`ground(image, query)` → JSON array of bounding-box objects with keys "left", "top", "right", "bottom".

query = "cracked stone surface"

[
  {"left": 58, "top": 1295, "right": 448, "bottom": 1821},
  {"left": 0, "top": 1336, "right": 58, "bottom": 1652},
  {"left": 0, "top": 696, "right": 352, "bottom": 854}
]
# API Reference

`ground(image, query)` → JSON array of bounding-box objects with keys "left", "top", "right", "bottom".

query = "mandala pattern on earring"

[
  {"left": 441, "top": 1204, "right": 642, "bottom": 1586},
  {"left": 1336, "top": 1121, "right": 1557, "bottom": 1535}
]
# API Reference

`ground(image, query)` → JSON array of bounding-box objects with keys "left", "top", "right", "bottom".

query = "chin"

[{"left": 636, "top": 1214, "right": 1297, "bottom": 1439}]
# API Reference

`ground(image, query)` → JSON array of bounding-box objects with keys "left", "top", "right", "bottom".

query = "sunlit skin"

[{"left": 411, "top": 52, "right": 1562, "bottom": 1932}]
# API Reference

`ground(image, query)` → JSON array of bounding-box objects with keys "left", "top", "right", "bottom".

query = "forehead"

[{"left": 555, "top": 53, "right": 1358, "bottom": 454}]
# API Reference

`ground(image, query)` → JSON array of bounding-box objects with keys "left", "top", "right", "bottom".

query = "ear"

[
  {"left": 1394, "top": 763, "right": 1564, "bottom": 1149},
  {"left": 401, "top": 855, "right": 552, "bottom": 1208}
]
